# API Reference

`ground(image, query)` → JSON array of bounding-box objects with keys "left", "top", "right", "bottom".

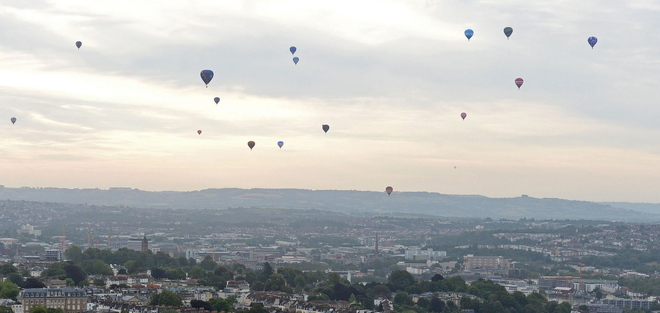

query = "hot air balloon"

[
  {"left": 290, "top": 46, "right": 297, "bottom": 55},
  {"left": 503, "top": 27, "right": 513, "bottom": 39},
  {"left": 515, "top": 78, "right": 524, "bottom": 89},
  {"left": 322, "top": 124, "right": 329, "bottom": 133},
  {"left": 10, "top": 117, "right": 16, "bottom": 124},
  {"left": 293, "top": 57, "right": 299, "bottom": 65},
  {"left": 464, "top": 29, "right": 474, "bottom": 41},
  {"left": 200, "top": 70, "right": 214, "bottom": 87},
  {"left": 454, "top": 166, "right": 457, "bottom": 169},
  {"left": 385, "top": 186, "right": 393, "bottom": 196},
  {"left": 461, "top": 112, "right": 467, "bottom": 120},
  {"left": 75, "top": 41, "right": 82, "bottom": 49},
  {"left": 248, "top": 141, "right": 255, "bottom": 150},
  {"left": 588, "top": 36, "right": 598, "bottom": 49},
  {"left": 197, "top": 130, "right": 202, "bottom": 135},
  {"left": 277, "top": 141, "right": 284, "bottom": 149},
  {"left": 214, "top": 97, "right": 220, "bottom": 105}
]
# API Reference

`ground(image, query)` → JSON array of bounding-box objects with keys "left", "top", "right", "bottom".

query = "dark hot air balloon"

[
  {"left": 588, "top": 36, "right": 598, "bottom": 49},
  {"left": 322, "top": 124, "right": 329, "bottom": 133},
  {"left": 277, "top": 141, "right": 284, "bottom": 149},
  {"left": 461, "top": 112, "right": 467, "bottom": 120},
  {"left": 200, "top": 70, "right": 214, "bottom": 87},
  {"left": 385, "top": 186, "right": 393, "bottom": 196},
  {"left": 293, "top": 57, "right": 299, "bottom": 65},
  {"left": 464, "top": 29, "right": 474, "bottom": 41},
  {"left": 290, "top": 46, "right": 297, "bottom": 55},
  {"left": 248, "top": 141, "right": 255, "bottom": 150},
  {"left": 197, "top": 130, "right": 202, "bottom": 135},
  {"left": 503, "top": 27, "right": 513, "bottom": 39},
  {"left": 214, "top": 97, "right": 220, "bottom": 105},
  {"left": 11, "top": 117, "right": 16, "bottom": 124},
  {"left": 515, "top": 78, "right": 524, "bottom": 89},
  {"left": 75, "top": 41, "right": 82, "bottom": 49}
]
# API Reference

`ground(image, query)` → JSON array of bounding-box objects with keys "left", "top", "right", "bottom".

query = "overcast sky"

[{"left": 1, "top": 0, "right": 660, "bottom": 202}]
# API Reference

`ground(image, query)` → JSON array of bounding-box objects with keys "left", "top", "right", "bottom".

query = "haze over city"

[{"left": 2, "top": 1, "right": 660, "bottom": 203}]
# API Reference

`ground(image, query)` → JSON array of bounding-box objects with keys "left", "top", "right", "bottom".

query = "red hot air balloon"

[
  {"left": 461, "top": 112, "right": 467, "bottom": 120},
  {"left": 197, "top": 130, "right": 202, "bottom": 135},
  {"left": 385, "top": 186, "right": 393, "bottom": 196},
  {"left": 515, "top": 78, "right": 524, "bottom": 89},
  {"left": 248, "top": 141, "right": 255, "bottom": 150}
]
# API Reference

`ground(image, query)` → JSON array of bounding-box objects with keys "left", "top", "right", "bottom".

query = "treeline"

[
  {"left": 579, "top": 248, "right": 660, "bottom": 274},
  {"left": 618, "top": 278, "right": 660, "bottom": 296}
]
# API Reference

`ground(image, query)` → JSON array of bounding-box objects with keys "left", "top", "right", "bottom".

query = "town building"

[
  {"left": 405, "top": 248, "right": 446, "bottom": 261},
  {"left": 19, "top": 288, "right": 87, "bottom": 313},
  {"left": 463, "top": 255, "right": 510, "bottom": 272}
]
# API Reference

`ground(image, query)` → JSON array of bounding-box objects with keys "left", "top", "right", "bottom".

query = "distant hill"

[
  {"left": 0, "top": 186, "right": 657, "bottom": 222},
  {"left": 601, "top": 202, "right": 660, "bottom": 215}
]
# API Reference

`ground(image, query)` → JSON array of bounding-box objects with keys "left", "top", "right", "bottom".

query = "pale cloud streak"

[{"left": 0, "top": 0, "right": 659, "bottom": 202}]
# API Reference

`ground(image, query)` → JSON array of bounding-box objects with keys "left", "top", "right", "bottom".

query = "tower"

[{"left": 141, "top": 234, "right": 148, "bottom": 252}]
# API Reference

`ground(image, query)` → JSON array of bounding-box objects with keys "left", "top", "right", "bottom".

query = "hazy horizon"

[{"left": 2, "top": 1, "right": 660, "bottom": 203}]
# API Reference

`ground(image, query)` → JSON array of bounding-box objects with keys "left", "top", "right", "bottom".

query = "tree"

[
  {"left": 259, "top": 262, "right": 274, "bottom": 282},
  {"left": 327, "top": 273, "right": 342, "bottom": 286},
  {"left": 190, "top": 300, "right": 212, "bottom": 311},
  {"left": 7, "top": 273, "right": 23, "bottom": 287},
  {"left": 0, "top": 281, "right": 20, "bottom": 300},
  {"left": 189, "top": 266, "right": 207, "bottom": 279},
  {"left": 0, "top": 306, "right": 14, "bottom": 313},
  {"left": 373, "top": 285, "right": 392, "bottom": 298},
  {"left": 151, "top": 268, "right": 167, "bottom": 279},
  {"left": 349, "top": 294, "right": 357, "bottom": 304},
  {"left": 83, "top": 259, "right": 113, "bottom": 276},
  {"left": 65, "top": 278, "right": 75, "bottom": 286},
  {"left": 294, "top": 274, "right": 307, "bottom": 288},
  {"left": 0, "top": 264, "right": 17, "bottom": 275},
  {"left": 93, "top": 279, "right": 105, "bottom": 287},
  {"left": 264, "top": 274, "right": 288, "bottom": 292},
  {"left": 209, "top": 297, "right": 232, "bottom": 312},
  {"left": 431, "top": 274, "right": 444, "bottom": 282},
  {"left": 429, "top": 297, "right": 444, "bottom": 313},
  {"left": 23, "top": 278, "right": 46, "bottom": 289},
  {"left": 594, "top": 287, "right": 603, "bottom": 300},
  {"left": 149, "top": 290, "right": 182, "bottom": 307},
  {"left": 117, "top": 268, "right": 127, "bottom": 275},
  {"left": 394, "top": 291, "right": 412, "bottom": 306},
  {"left": 200, "top": 256, "right": 217, "bottom": 271},
  {"left": 29, "top": 307, "right": 46, "bottom": 313},
  {"left": 64, "top": 264, "right": 86, "bottom": 285},
  {"left": 388, "top": 270, "right": 416, "bottom": 291},
  {"left": 65, "top": 246, "right": 84, "bottom": 263}
]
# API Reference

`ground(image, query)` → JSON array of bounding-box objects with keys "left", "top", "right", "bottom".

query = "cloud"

[{"left": 0, "top": 0, "right": 659, "bottom": 202}]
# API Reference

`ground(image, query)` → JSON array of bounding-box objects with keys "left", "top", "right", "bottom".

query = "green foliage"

[
  {"left": 189, "top": 266, "right": 207, "bottom": 279},
  {"left": 0, "top": 264, "right": 17, "bottom": 275},
  {"left": 65, "top": 246, "right": 84, "bottom": 263},
  {"left": 0, "top": 306, "right": 14, "bottom": 313},
  {"left": 387, "top": 270, "right": 416, "bottom": 291},
  {"left": 0, "top": 281, "right": 20, "bottom": 300},
  {"left": 200, "top": 256, "right": 217, "bottom": 271},
  {"left": 149, "top": 290, "right": 182, "bottom": 307},
  {"left": 618, "top": 277, "right": 660, "bottom": 296},
  {"left": 259, "top": 262, "right": 274, "bottom": 282},
  {"left": 209, "top": 297, "right": 232, "bottom": 312},
  {"left": 264, "top": 274, "right": 290, "bottom": 293},
  {"left": 7, "top": 273, "right": 23, "bottom": 286},
  {"left": 82, "top": 259, "right": 114, "bottom": 275}
]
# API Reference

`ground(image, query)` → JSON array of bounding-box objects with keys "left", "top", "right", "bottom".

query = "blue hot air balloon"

[
  {"left": 11, "top": 117, "right": 17, "bottom": 125},
  {"left": 290, "top": 46, "right": 297, "bottom": 55},
  {"left": 464, "top": 29, "right": 474, "bottom": 41},
  {"left": 503, "top": 27, "right": 513, "bottom": 39},
  {"left": 214, "top": 97, "right": 220, "bottom": 105},
  {"left": 293, "top": 57, "right": 299, "bottom": 65},
  {"left": 322, "top": 124, "right": 329, "bottom": 133},
  {"left": 75, "top": 41, "right": 82, "bottom": 49},
  {"left": 200, "top": 70, "right": 214, "bottom": 87},
  {"left": 277, "top": 141, "right": 284, "bottom": 149},
  {"left": 588, "top": 36, "right": 598, "bottom": 49}
]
